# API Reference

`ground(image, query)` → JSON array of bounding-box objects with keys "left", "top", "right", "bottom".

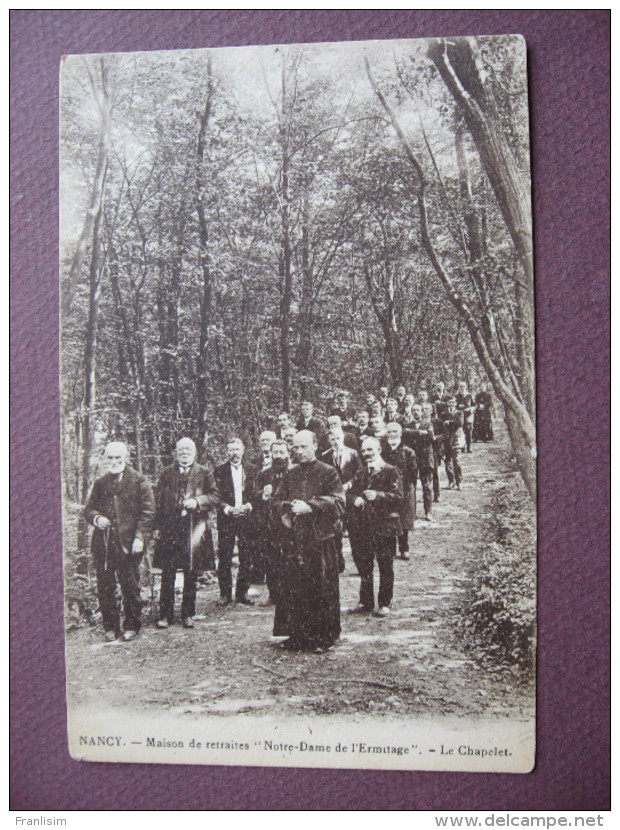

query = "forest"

[{"left": 59, "top": 35, "right": 536, "bottom": 511}]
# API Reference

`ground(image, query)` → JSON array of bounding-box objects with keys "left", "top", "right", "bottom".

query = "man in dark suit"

[
  {"left": 296, "top": 401, "right": 324, "bottom": 441},
  {"left": 383, "top": 422, "right": 417, "bottom": 560},
  {"left": 394, "top": 385, "right": 407, "bottom": 414},
  {"left": 413, "top": 404, "right": 437, "bottom": 521},
  {"left": 153, "top": 437, "right": 219, "bottom": 629},
  {"left": 431, "top": 381, "right": 450, "bottom": 420},
  {"left": 215, "top": 437, "right": 257, "bottom": 606},
  {"left": 473, "top": 384, "right": 494, "bottom": 442},
  {"left": 455, "top": 381, "right": 475, "bottom": 453},
  {"left": 442, "top": 397, "right": 465, "bottom": 489},
  {"left": 273, "top": 430, "right": 345, "bottom": 652},
  {"left": 355, "top": 409, "right": 372, "bottom": 439},
  {"left": 321, "top": 427, "right": 362, "bottom": 572},
  {"left": 282, "top": 426, "right": 298, "bottom": 461},
  {"left": 329, "top": 390, "right": 357, "bottom": 430},
  {"left": 275, "top": 412, "right": 293, "bottom": 440},
  {"left": 347, "top": 436, "right": 403, "bottom": 617},
  {"left": 84, "top": 441, "right": 155, "bottom": 641},
  {"left": 385, "top": 397, "right": 403, "bottom": 425},
  {"left": 252, "top": 439, "right": 292, "bottom": 607}
]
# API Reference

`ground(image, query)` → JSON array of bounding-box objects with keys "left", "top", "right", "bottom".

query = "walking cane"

[
  {"left": 188, "top": 510, "right": 194, "bottom": 573},
  {"left": 103, "top": 524, "right": 111, "bottom": 572}
]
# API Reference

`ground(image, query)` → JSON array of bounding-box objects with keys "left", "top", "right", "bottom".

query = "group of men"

[{"left": 84, "top": 381, "right": 493, "bottom": 653}]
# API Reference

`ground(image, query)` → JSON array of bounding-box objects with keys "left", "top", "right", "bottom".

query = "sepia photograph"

[{"left": 59, "top": 34, "right": 536, "bottom": 773}]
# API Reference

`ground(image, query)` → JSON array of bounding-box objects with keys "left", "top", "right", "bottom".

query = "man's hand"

[
  {"left": 153, "top": 529, "right": 161, "bottom": 540},
  {"left": 354, "top": 496, "right": 365, "bottom": 508},
  {"left": 95, "top": 515, "right": 111, "bottom": 530},
  {"left": 290, "top": 499, "right": 312, "bottom": 515},
  {"left": 263, "top": 484, "right": 273, "bottom": 499},
  {"left": 363, "top": 489, "right": 378, "bottom": 502},
  {"left": 182, "top": 497, "right": 198, "bottom": 511},
  {"left": 132, "top": 537, "right": 144, "bottom": 554}
]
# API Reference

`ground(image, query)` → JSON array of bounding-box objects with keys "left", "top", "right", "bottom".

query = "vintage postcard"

[{"left": 60, "top": 34, "right": 536, "bottom": 772}]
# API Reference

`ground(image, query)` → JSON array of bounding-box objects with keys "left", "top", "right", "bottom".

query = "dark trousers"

[
  {"left": 445, "top": 447, "right": 462, "bottom": 486},
  {"left": 96, "top": 553, "right": 142, "bottom": 633},
  {"left": 159, "top": 564, "right": 198, "bottom": 622},
  {"left": 358, "top": 535, "right": 396, "bottom": 609},
  {"left": 257, "top": 530, "right": 283, "bottom": 602},
  {"left": 463, "top": 421, "right": 473, "bottom": 452},
  {"left": 397, "top": 532, "right": 409, "bottom": 554},
  {"left": 418, "top": 468, "right": 434, "bottom": 514},
  {"left": 217, "top": 519, "right": 253, "bottom": 600},
  {"left": 334, "top": 526, "right": 346, "bottom": 572}
]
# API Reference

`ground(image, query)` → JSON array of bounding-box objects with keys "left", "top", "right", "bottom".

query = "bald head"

[{"left": 293, "top": 429, "right": 317, "bottom": 464}]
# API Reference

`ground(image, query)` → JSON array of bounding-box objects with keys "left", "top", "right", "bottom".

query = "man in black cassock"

[{"left": 273, "top": 430, "right": 345, "bottom": 653}]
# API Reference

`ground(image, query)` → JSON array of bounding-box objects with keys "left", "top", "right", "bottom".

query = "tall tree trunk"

[
  {"left": 296, "top": 181, "right": 313, "bottom": 393},
  {"left": 62, "top": 58, "right": 113, "bottom": 318},
  {"left": 279, "top": 65, "right": 293, "bottom": 412},
  {"left": 195, "top": 57, "right": 214, "bottom": 438},
  {"left": 428, "top": 37, "right": 536, "bottom": 419},
  {"left": 80, "top": 189, "right": 105, "bottom": 502},
  {"left": 428, "top": 38, "right": 534, "bottom": 290}
]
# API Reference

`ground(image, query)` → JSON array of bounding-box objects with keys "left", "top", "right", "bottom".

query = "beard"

[{"left": 271, "top": 458, "right": 289, "bottom": 472}]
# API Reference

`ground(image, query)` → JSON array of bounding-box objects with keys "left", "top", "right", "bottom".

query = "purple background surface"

[{"left": 10, "top": 10, "right": 610, "bottom": 810}]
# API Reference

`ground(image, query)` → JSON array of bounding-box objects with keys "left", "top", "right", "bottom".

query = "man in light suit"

[
  {"left": 153, "top": 437, "right": 219, "bottom": 629},
  {"left": 215, "top": 437, "right": 257, "bottom": 606}
]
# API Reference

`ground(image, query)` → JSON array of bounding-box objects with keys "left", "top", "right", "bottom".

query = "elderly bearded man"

[
  {"left": 84, "top": 442, "right": 155, "bottom": 641},
  {"left": 273, "top": 430, "right": 345, "bottom": 652},
  {"left": 153, "top": 437, "right": 219, "bottom": 629}
]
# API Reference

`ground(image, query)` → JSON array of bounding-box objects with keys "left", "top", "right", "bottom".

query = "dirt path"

[{"left": 66, "top": 428, "right": 533, "bottom": 722}]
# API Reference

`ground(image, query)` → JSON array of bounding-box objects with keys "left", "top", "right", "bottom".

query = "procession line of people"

[{"left": 84, "top": 382, "right": 493, "bottom": 651}]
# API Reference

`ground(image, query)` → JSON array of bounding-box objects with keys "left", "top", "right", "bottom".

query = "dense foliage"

[
  {"left": 60, "top": 37, "right": 535, "bottom": 508},
  {"left": 459, "top": 471, "right": 537, "bottom": 673}
]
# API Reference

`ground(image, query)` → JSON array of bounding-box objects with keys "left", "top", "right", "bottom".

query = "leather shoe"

[
  {"left": 373, "top": 606, "right": 390, "bottom": 618},
  {"left": 104, "top": 630, "right": 116, "bottom": 641},
  {"left": 235, "top": 596, "right": 255, "bottom": 606},
  {"left": 216, "top": 597, "right": 232, "bottom": 606},
  {"left": 122, "top": 630, "right": 138, "bottom": 641},
  {"left": 348, "top": 603, "right": 372, "bottom": 614},
  {"left": 156, "top": 619, "right": 169, "bottom": 629},
  {"left": 182, "top": 617, "right": 195, "bottom": 628}
]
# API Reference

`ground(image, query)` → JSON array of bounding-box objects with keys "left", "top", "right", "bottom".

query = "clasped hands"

[
  {"left": 354, "top": 489, "right": 378, "bottom": 508},
  {"left": 225, "top": 503, "right": 252, "bottom": 517},
  {"left": 289, "top": 499, "right": 312, "bottom": 515}
]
